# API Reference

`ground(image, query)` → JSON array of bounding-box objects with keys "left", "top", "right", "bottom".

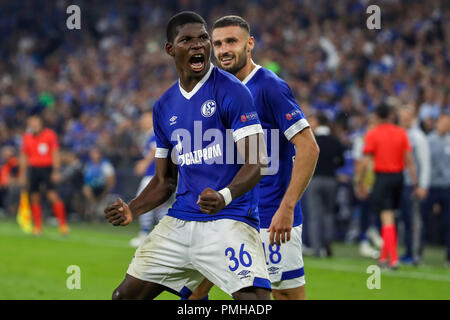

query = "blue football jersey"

[
  {"left": 242, "top": 66, "right": 310, "bottom": 228},
  {"left": 153, "top": 64, "right": 263, "bottom": 230}
]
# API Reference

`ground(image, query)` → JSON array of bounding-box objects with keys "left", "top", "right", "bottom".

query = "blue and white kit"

[
  {"left": 127, "top": 64, "right": 271, "bottom": 296},
  {"left": 243, "top": 65, "right": 310, "bottom": 289}
]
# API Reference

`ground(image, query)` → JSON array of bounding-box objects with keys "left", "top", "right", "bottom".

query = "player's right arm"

[
  {"left": 105, "top": 100, "right": 177, "bottom": 226},
  {"left": 104, "top": 157, "right": 177, "bottom": 226},
  {"left": 129, "top": 157, "right": 177, "bottom": 217}
]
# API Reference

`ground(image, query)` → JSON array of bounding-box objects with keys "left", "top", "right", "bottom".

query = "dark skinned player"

[{"left": 104, "top": 11, "right": 271, "bottom": 300}]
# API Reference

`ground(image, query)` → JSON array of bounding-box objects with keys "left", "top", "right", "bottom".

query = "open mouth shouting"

[{"left": 189, "top": 53, "right": 206, "bottom": 72}]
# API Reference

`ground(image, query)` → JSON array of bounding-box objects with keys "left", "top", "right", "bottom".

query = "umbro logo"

[
  {"left": 237, "top": 269, "right": 251, "bottom": 279},
  {"left": 237, "top": 270, "right": 251, "bottom": 276},
  {"left": 267, "top": 266, "right": 280, "bottom": 274},
  {"left": 169, "top": 116, "right": 177, "bottom": 125}
]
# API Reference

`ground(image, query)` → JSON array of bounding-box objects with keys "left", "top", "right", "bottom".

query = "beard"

[{"left": 219, "top": 44, "right": 248, "bottom": 75}]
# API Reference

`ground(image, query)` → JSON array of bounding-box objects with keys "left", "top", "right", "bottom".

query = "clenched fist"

[
  {"left": 196, "top": 187, "right": 226, "bottom": 215},
  {"left": 104, "top": 198, "right": 133, "bottom": 226}
]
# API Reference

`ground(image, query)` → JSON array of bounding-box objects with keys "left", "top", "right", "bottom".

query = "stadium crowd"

[{"left": 0, "top": 0, "right": 449, "bottom": 262}]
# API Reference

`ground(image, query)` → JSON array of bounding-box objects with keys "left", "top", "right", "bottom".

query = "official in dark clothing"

[{"left": 307, "top": 113, "right": 345, "bottom": 257}]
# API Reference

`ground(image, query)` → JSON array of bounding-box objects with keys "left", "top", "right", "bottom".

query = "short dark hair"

[
  {"left": 212, "top": 15, "right": 250, "bottom": 34},
  {"left": 375, "top": 103, "right": 391, "bottom": 119},
  {"left": 166, "top": 11, "right": 207, "bottom": 43}
]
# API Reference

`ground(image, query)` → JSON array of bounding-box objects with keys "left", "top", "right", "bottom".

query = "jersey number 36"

[{"left": 225, "top": 244, "right": 253, "bottom": 272}]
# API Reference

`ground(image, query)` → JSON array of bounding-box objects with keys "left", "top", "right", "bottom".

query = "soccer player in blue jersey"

[
  {"left": 104, "top": 11, "right": 271, "bottom": 300},
  {"left": 189, "top": 15, "right": 319, "bottom": 300}
]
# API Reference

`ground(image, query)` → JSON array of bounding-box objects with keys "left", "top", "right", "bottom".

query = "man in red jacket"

[
  {"left": 19, "top": 114, "right": 69, "bottom": 235},
  {"left": 354, "top": 104, "right": 418, "bottom": 269}
]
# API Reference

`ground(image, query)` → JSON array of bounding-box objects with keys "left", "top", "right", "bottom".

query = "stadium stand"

[{"left": 0, "top": 0, "right": 448, "bottom": 260}]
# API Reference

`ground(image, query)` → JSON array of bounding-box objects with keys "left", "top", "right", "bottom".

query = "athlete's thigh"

[
  {"left": 126, "top": 216, "right": 203, "bottom": 296},
  {"left": 232, "top": 286, "right": 271, "bottom": 300},
  {"left": 191, "top": 219, "right": 271, "bottom": 297},
  {"left": 113, "top": 273, "right": 168, "bottom": 300},
  {"left": 260, "top": 225, "right": 305, "bottom": 291}
]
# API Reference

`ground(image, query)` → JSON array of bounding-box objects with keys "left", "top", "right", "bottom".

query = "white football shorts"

[
  {"left": 259, "top": 224, "right": 305, "bottom": 290},
  {"left": 127, "top": 216, "right": 271, "bottom": 297}
]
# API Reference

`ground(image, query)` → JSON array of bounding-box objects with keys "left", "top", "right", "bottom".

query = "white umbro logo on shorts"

[
  {"left": 169, "top": 116, "right": 177, "bottom": 125},
  {"left": 201, "top": 100, "right": 216, "bottom": 117}
]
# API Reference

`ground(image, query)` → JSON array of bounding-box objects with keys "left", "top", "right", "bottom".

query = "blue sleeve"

[
  {"left": 153, "top": 102, "right": 172, "bottom": 157},
  {"left": 218, "top": 81, "right": 262, "bottom": 142},
  {"left": 264, "top": 78, "right": 309, "bottom": 141}
]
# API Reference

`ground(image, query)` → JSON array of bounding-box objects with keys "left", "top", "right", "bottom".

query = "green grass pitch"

[{"left": 1, "top": 218, "right": 449, "bottom": 300}]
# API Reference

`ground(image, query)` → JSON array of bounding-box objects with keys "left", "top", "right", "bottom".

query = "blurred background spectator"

[
  {"left": 397, "top": 103, "right": 431, "bottom": 265},
  {"left": 59, "top": 149, "right": 84, "bottom": 221},
  {"left": 305, "top": 113, "right": 345, "bottom": 257},
  {"left": 421, "top": 113, "right": 450, "bottom": 265},
  {"left": 0, "top": 0, "right": 448, "bottom": 263},
  {"left": 82, "top": 147, "right": 116, "bottom": 221},
  {"left": 351, "top": 114, "right": 382, "bottom": 259},
  {"left": 0, "top": 146, "right": 20, "bottom": 216}
]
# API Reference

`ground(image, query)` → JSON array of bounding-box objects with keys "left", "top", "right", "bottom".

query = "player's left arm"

[
  {"left": 269, "top": 127, "right": 319, "bottom": 246},
  {"left": 261, "top": 78, "right": 319, "bottom": 246},
  {"left": 197, "top": 132, "right": 268, "bottom": 214},
  {"left": 197, "top": 81, "right": 267, "bottom": 214}
]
